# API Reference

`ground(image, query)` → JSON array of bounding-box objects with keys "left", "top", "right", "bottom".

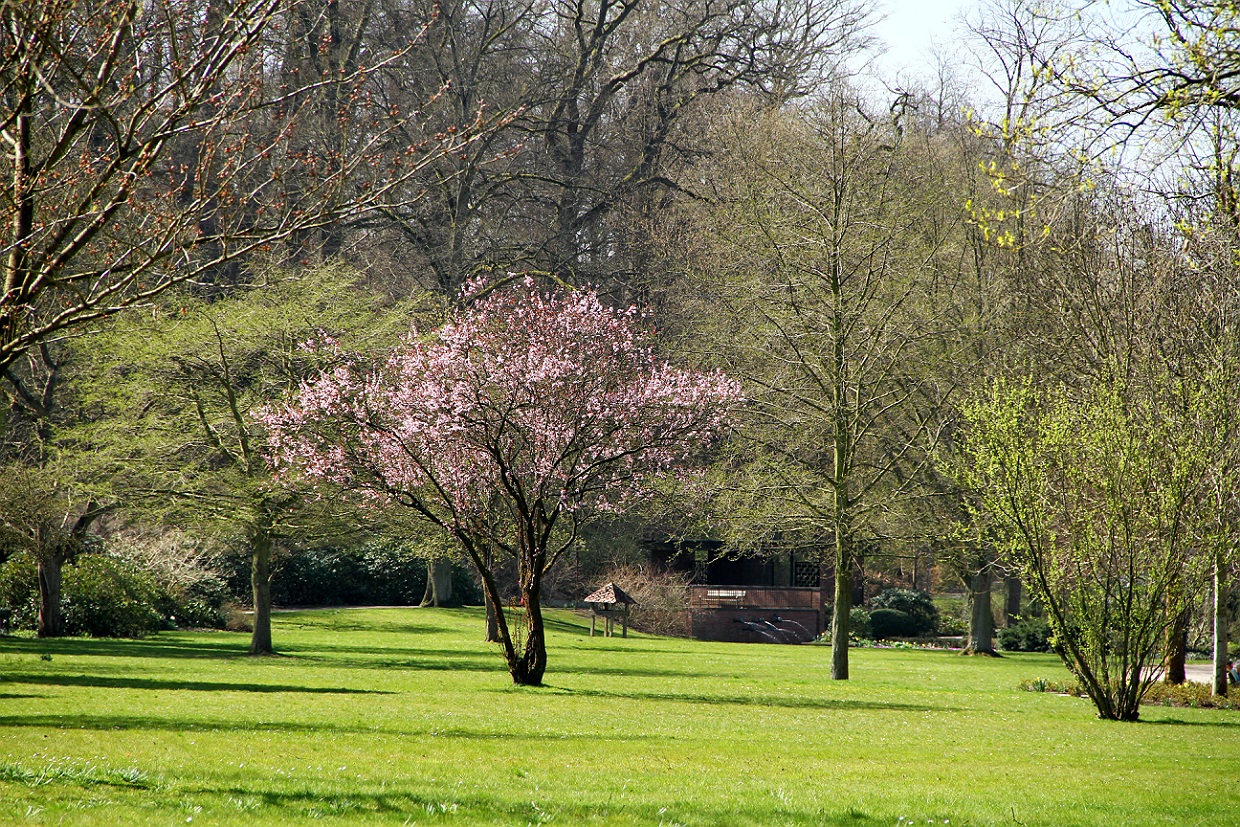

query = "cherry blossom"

[{"left": 262, "top": 281, "right": 740, "bottom": 684}]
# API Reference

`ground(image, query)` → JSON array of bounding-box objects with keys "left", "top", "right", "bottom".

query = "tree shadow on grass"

[
  {"left": 0, "top": 714, "right": 662, "bottom": 742},
  {"left": 283, "top": 646, "right": 501, "bottom": 674},
  {"left": 0, "top": 635, "right": 248, "bottom": 660},
  {"left": 169, "top": 782, "right": 890, "bottom": 826},
  {"left": 531, "top": 684, "right": 954, "bottom": 713},
  {"left": 276, "top": 619, "right": 460, "bottom": 635},
  {"left": 294, "top": 656, "right": 504, "bottom": 674},
  {"left": 1142, "top": 717, "right": 1240, "bottom": 729},
  {"left": 0, "top": 673, "right": 391, "bottom": 694}
]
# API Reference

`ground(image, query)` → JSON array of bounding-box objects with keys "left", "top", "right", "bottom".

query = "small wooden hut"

[{"left": 583, "top": 582, "right": 637, "bottom": 638}]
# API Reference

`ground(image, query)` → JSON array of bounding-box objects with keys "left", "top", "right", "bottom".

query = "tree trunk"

[
  {"left": 511, "top": 581, "right": 547, "bottom": 686},
  {"left": 964, "top": 568, "right": 997, "bottom": 655},
  {"left": 421, "top": 558, "right": 457, "bottom": 607},
  {"left": 1164, "top": 606, "right": 1188, "bottom": 685},
  {"left": 481, "top": 544, "right": 500, "bottom": 642},
  {"left": 36, "top": 555, "right": 64, "bottom": 638},
  {"left": 249, "top": 531, "right": 274, "bottom": 655},
  {"left": 484, "top": 593, "right": 501, "bottom": 643},
  {"left": 512, "top": 611, "right": 547, "bottom": 686},
  {"left": 830, "top": 533, "right": 852, "bottom": 680},
  {"left": 1003, "top": 573, "right": 1022, "bottom": 626},
  {"left": 1214, "top": 553, "right": 1231, "bottom": 697}
]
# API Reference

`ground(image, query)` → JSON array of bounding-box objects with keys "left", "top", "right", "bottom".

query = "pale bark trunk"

[{"left": 421, "top": 558, "right": 457, "bottom": 607}]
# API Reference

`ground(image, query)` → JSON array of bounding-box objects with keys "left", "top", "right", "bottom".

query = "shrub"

[
  {"left": 0, "top": 551, "right": 40, "bottom": 630},
  {"left": 61, "top": 554, "right": 163, "bottom": 638},
  {"left": 999, "top": 616, "right": 1054, "bottom": 652},
  {"left": 869, "top": 589, "right": 938, "bottom": 635},
  {"left": 1020, "top": 677, "right": 1083, "bottom": 695},
  {"left": 267, "top": 543, "right": 440, "bottom": 607},
  {"left": 935, "top": 612, "right": 966, "bottom": 636},
  {"left": 848, "top": 607, "right": 872, "bottom": 640},
  {"left": 868, "top": 608, "right": 921, "bottom": 639},
  {"left": 1143, "top": 681, "right": 1240, "bottom": 710},
  {"left": 594, "top": 563, "right": 689, "bottom": 637},
  {"left": 113, "top": 531, "right": 231, "bottom": 629}
]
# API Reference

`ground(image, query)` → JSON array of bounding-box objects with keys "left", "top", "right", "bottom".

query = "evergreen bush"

[
  {"left": 868, "top": 607, "right": 921, "bottom": 639},
  {"left": 267, "top": 543, "right": 455, "bottom": 607},
  {"left": 848, "top": 606, "right": 872, "bottom": 639},
  {"left": 998, "top": 616, "right": 1054, "bottom": 652},
  {"left": 0, "top": 552, "right": 39, "bottom": 630},
  {"left": 61, "top": 555, "right": 164, "bottom": 638},
  {"left": 869, "top": 588, "right": 939, "bottom": 635}
]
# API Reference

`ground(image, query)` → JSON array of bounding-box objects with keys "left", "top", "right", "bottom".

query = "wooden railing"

[{"left": 687, "top": 585, "right": 821, "bottom": 610}]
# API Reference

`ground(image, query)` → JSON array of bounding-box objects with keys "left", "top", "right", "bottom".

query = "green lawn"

[{"left": 0, "top": 608, "right": 1236, "bottom": 826}]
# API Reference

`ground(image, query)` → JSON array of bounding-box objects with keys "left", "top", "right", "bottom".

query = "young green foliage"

[
  {"left": 960, "top": 377, "right": 1209, "bottom": 720},
  {"left": 74, "top": 267, "right": 414, "bottom": 653}
]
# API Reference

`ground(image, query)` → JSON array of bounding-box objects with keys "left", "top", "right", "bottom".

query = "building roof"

[{"left": 583, "top": 582, "right": 637, "bottom": 605}]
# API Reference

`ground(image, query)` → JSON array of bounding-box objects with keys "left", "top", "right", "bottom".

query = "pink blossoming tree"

[{"left": 262, "top": 281, "right": 740, "bottom": 685}]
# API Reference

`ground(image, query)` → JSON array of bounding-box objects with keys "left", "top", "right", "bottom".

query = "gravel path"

[{"left": 1184, "top": 663, "right": 1218, "bottom": 683}]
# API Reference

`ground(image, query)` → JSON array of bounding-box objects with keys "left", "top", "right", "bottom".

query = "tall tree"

[
  {"left": 263, "top": 281, "right": 739, "bottom": 685},
  {"left": 0, "top": 340, "right": 114, "bottom": 635},
  {"left": 670, "top": 95, "right": 968, "bottom": 679},
  {"left": 0, "top": 0, "right": 477, "bottom": 372},
  {"left": 78, "top": 268, "right": 407, "bottom": 654},
  {"left": 364, "top": 0, "right": 872, "bottom": 296},
  {"left": 0, "top": 462, "right": 106, "bottom": 636}
]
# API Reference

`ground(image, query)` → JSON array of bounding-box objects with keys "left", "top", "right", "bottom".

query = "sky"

[{"left": 867, "top": 0, "right": 974, "bottom": 79}]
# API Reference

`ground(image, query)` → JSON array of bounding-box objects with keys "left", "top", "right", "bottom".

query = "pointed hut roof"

[{"left": 583, "top": 582, "right": 637, "bottom": 605}]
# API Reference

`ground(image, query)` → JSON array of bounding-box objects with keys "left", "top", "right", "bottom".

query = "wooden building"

[{"left": 648, "top": 538, "right": 856, "bottom": 644}]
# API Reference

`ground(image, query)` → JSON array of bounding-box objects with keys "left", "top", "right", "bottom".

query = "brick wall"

[{"left": 689, "top": 607, "right": 822, "bottom": 643}]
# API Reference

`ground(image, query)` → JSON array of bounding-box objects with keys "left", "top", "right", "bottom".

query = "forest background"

[{"left": 2, "top": 0, "right": 1239, "bottom": 710}]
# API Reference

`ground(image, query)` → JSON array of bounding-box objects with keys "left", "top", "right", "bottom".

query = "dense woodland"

[{"left": 1, "top": 0, "right": 1238, "bottom": 711}]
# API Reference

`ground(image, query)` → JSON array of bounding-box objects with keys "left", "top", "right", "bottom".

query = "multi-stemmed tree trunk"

[
  {"left": 962, "top": 378, "right": 1207, "bottom": 721},
  {"left": 263, "top": 283, "right": 738, "bottom": 686}
]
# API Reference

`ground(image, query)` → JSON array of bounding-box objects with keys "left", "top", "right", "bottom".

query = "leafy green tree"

[
  {"left": 960, "top": 378, "right": 1209, "bottom": 721},
  {"left": 77, "top": 268, "right": 410, "bottom": 654},
  {"left": 0, "top": 463, "right": 106, "bottom": 636},
  {"left": 0, "top": 340, "right": 114, "bottom": 636}
]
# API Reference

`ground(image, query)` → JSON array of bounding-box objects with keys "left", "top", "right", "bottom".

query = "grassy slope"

[{"left": 0, "top": 608, "right": 1236, "bottom": 826}]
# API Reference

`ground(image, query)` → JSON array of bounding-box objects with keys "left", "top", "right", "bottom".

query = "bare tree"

[
  {"left": 675, "top": 94, "right": 966, "bottom": 679},
  {"left": 0, "top": 0, "right": 479, "bottom": 373}
]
